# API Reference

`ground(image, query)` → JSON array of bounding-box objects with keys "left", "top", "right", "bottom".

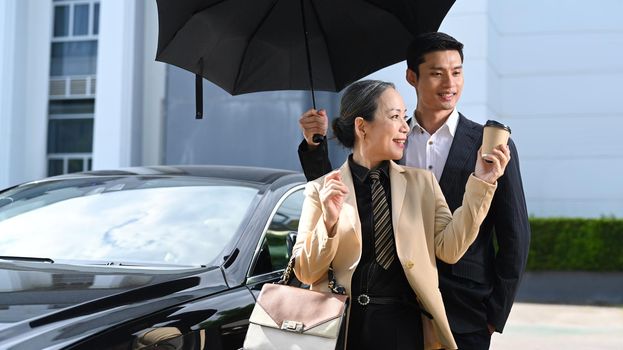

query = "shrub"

[{"left": 526, "top": 217, "right": 623, "bottom": 271}]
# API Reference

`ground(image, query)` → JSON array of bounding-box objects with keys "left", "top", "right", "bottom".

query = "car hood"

[{"left": 0, "top": 260, "right": 225, "bottom": 330}]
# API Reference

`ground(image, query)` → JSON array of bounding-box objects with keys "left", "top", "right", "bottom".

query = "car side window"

[{"left": 251, "top": 188, "right": 304, "bottom": 276}]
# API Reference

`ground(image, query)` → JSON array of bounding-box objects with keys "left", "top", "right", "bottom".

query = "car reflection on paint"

[{"left": 0, "top": 165, "right": 306, "bottom": 349}]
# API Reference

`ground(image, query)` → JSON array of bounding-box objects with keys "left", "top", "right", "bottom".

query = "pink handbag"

[{"left": 243, "top": 259, "right": 349, "bottom": 350}]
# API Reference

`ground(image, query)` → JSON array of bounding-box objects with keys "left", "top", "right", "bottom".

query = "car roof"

[{"left": 28, "top": 165, "right": 305, "bottom": 186}]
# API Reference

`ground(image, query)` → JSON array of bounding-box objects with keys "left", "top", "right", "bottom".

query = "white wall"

[
  {"left": 22, "top": 1, "right": 51, "bottom": 184},
  {"left": 0, "top": 0, "right": 18, "bottom": 189},
  {"left": 92, "top": 0, "right": 141, "bottom": 169},
  {"left": 142, "top": 0, "right": 167, "bottom": 166},
  {"left": 0, "top": 0, "right": 51, "bottom": 189},
  {"left": 92, "top": 0, "right": 166, "bottom": 169},
  {"left": 489, "top": 0, "right": 623, "bottom": 217}
]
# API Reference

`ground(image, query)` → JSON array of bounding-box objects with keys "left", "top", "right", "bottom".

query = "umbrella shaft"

[{"left": 300, "top": 0, "right": 316, "bottom": 109}]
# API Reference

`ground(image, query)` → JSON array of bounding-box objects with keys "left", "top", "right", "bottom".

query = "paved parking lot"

[{"left": 490, "top": 303, "right": 623, "bottom": 349}]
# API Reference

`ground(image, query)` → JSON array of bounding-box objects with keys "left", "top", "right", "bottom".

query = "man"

[{"left": 297, "top": 32, "right": 530, "bottom": 350}]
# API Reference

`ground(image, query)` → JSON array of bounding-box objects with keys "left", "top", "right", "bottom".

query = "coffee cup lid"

[{"left": 484, "top": 120, "right": 511, "bottom": 133}]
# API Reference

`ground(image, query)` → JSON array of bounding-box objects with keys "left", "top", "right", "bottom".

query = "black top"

[{"left": 347, "top": 156, "right": 413, "bottom": 299}]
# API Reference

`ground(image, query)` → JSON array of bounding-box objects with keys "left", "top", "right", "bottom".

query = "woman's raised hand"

[
  {"left": 319, "top": 171, "right": 349, "bottom": 236},
  {"left": 474, "top": 144, "right": 511, "bottom": 184}
]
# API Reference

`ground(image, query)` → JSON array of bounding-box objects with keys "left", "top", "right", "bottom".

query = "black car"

[{"left": 0, "top": 165, "right": 307, "bottom": 349}]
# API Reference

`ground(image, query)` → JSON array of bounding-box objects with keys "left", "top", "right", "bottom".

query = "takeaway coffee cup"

[{"left": 482, "top": 120, "right": 511, "bottom": 162}]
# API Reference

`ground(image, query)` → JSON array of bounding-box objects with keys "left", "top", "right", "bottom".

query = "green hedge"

[{"left": 526, "top": 218, "right": 623, "bottom": 271}]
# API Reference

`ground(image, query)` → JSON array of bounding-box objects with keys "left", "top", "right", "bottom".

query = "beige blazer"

[{"left": 293, "top": 160, "right": 497, "bottom": 350}]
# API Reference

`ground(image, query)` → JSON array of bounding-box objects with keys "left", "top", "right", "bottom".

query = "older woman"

[{"left": 292, "top": 80, "right": 510, "bottom": 350}]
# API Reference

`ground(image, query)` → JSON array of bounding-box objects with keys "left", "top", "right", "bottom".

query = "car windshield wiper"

[
  {"left": 0, "top": 255, "right": 54, "bottom": 263},
  {"left": 88, "top": 261, "right": 208, "bottom": 268}
]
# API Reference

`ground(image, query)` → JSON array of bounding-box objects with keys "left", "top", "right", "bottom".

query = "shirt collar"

[
  {"left": 445, "top": 109, "right": 459, "bottom": 137},
  {"left": 410, "top": 108, "right": 459, "bottom": 137},
  {"left": 348, "top": 155, "right": 389, "bottom": 183}
]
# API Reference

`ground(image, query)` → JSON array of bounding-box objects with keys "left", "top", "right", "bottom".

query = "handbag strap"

[{"left": 278, "top": 255, "right": 346, "bottom": 295}]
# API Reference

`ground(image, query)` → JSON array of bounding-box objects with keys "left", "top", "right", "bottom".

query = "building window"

[
  {"left": 48, "top": 0, "right": 99, "bottom": 176},
  {"left": 47, "top": 99, "right": 95, "bottom": 177},
  {"left": 47, "top": 115, "right": 94, "bottom": 153},
  {"left": 52, "top": 0, "right": 99, "bottom": 39},
  {"left": 93, "top": 3, "right": 99, "bottom": 35},
  {"left": 53, "top": 6, "right": 69, "bottom": 37},
  {"left": 73, "top": 4, "right": 90, "bottom": 36},
  {"left": 50, "top": 41, "right": 98, "bottom": 76}
]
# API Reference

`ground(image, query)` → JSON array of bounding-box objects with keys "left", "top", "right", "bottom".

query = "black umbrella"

[{"left": 156, "top": 0, "right": 455, "bottom": 129}]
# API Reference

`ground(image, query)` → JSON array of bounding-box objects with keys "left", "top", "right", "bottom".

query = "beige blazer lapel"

[
  {"left": 337, "top": 161, "right": 361, "bottom": 244},
  {"left": 388, "top": 161, "right": 407, "bottom": 235}
]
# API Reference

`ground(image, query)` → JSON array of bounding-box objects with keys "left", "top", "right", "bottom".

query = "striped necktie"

[{"left": 369, "top": 169, "right": 396, "bottom": 270}]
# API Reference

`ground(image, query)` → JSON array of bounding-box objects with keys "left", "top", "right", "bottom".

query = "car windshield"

[{"left": 0, "top": 176, "right": 260, "bottom": 267}]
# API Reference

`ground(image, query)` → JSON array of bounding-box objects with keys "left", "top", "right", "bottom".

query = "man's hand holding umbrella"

[{"left": 299, "top": 108, "right": 328, "bottom": 149}]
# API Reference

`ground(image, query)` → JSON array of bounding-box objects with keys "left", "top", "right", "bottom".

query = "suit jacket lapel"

[
  {"left": 338, "top": 161, "right": 361, "bottom": 244},
  {"left": 439, "top": 114, "right": 480, "bottom": 187}
]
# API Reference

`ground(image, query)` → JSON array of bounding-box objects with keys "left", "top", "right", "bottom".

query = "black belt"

[{"left": 355, "top": 294, "right": 433, "bottom": 319}]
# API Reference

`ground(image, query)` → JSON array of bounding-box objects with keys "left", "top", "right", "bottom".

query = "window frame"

[{"left": 246, "top": 184, "right": 306, "bottom": 284}]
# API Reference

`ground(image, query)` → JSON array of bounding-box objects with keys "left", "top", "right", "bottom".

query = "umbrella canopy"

[{"left": 156, "top": 0, "right": 455, "bottom": 116}]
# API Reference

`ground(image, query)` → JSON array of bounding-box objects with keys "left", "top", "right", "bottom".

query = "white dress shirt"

[{"left": 404, "top": 109, "right": 459, "bottom": 181}]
